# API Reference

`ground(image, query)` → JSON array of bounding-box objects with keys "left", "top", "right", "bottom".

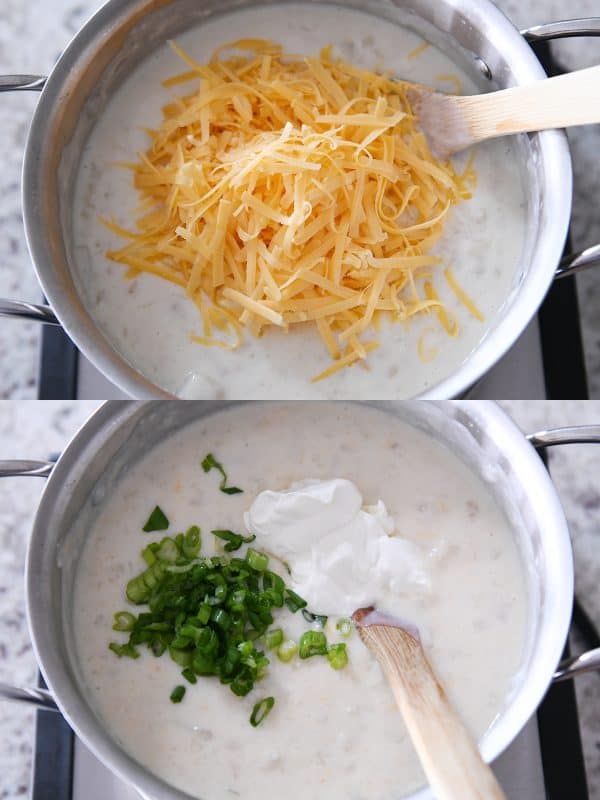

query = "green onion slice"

[
  {"left": 156, "top": 537, "right": 179, "bottom": 563},
  {"left": 201, "top": 454, "right": 243, "bottom": 495},
  {"left": 266, "top": 628, "right": 284, "bottom": 650},
  {"left": 182, "top": 526, "right": 201, "bottom": 558},
  {"left": 250, "top": 696, "right": 275, "bottom": 727},
  {"left": 336, "top": 618, "right": 353, "bottom": 638},
  {"left": 277, "top": 639, "right": 297, "bottom": 663},
  {"left": 211, "top": 529, "right": 256, "bottom": 552},
  {"left": 299, "top": 630, "right": 328, "bottom": 659},
  {"left": 327, "top": 643, "right": 348, "bottom": 670},
  {"left": 109, "top": 642, "right": 139, "bottom": 659},
  {"left": 182, "top": 668, "right": 197, "bottom": 684},
  {"left": 112, "top": 611, "right": 135, "bottom": 632},
  {"left": 302, "top": 610, "right": 328, "bottom": 627},
  {"left": 170, "top": 685, "right": 186, "bottom": 703},
  {"left": 142, "top": 505, "right": 169, "bottom": 532},
  {"left": 246, "top": 548, "right": 269, "bottom": 572},
  {"left": 284, "top": 589, "right": 307, "bottom": 613}
]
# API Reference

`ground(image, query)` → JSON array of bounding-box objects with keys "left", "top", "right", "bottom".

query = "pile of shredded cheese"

[{"left": 105, "top": 39, "right": 479, "bottom": 382}]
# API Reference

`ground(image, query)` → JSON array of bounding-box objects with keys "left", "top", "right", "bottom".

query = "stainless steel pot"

[
  {"left": 0, "top": 400, "right": 599, "bottom": 799},
  {"left": 1, "top": 1, "right": 600, "bottom": 398}
]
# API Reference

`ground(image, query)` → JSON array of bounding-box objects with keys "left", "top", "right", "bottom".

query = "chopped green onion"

[
  {"left": 302, "top": 610, "right": 328, "bottom": 627},
  {"left": 141, "top": 542, "right": 159, "bottom": 565},
  {"left": 262, "top": 571, "right": 284, "bottom": 607},
  {"left": 110, "top": 522, "right": 347, "bottom": 718},
  {"left": 109, "top": 642, "right": 139, "bottom": 659},
  {"left": 170, "top": 685, "right": 186, "bottom": 703},
  {"left": 156, "top": 537, "right": 179, "bottom": 563},
  {"left": 126, "top": 561, "right": 165, "bottom": 604},
  {"left": 299, "top": 630, "right": 328, "bottom": 659},
  {"left": 336, "top": 618, "right": 353, "bottom": 638},
  {"left": 165, "top": 560, "right": 203, "bottom": 574},
  {"left": 327, "top": 643, "right": 348, "bottom": 670},
  {"left": 201, "top": 454, "right": 243, "bottom": 495},
  {"left": 246, "top": 548, "right": 269, "bottom": 572},
  {"left": 169, "top": 648, "right": 193, "bottom": 667},
  {"left": 182, "top": 668, "right": 197, "bottom": 684},
  {"left": 266, "top": 628, "right": 284, "bottom": 650},
  {"left": 250, "top": 696, "right": 275, "bottom": 727},
  {"left": 211, "top": 608, "right": 232, "bottom": 630},
  {"left": 112, "top": 611, "right": 135, "bottom": 632},
  {"left": 211, "top": 529, "right": 256, "bottom": 552},
  {"left": 277, "top": 639, "right": 297, "bottom": 663},
  {"left": 142, "top": 505, "right": 169, "bottom": 532},
  {"left": 284, "top": 589, "right": 307, "bottom": 613},
  {"left": 182, "top": 526, "right": 201, "bottom": 558}
]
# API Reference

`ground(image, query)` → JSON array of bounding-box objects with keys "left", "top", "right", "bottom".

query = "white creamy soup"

[
  {"left": 72, "top": 3, "right": 527, "bottom": 399},
  {"left": 73, "top": 402, "right": 528, "bottom": 799}
]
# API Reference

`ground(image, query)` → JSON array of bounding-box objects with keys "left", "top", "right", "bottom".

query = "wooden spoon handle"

[
  {"left": 358, "top": 624, "right": 506, "bottom": 800},
  {"left": 455, "top": 64, "right": 600, "bottom": 143}
]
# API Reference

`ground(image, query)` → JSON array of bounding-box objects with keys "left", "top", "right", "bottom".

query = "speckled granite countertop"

[
  {"left": 0, "top": 0, "right": 600, "bottom": 398},
  {"left": 0, "top": 400, "right": 599, "bottom": 798}
]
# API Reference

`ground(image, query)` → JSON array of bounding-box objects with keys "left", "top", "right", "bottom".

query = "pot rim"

[
  {"left": 21, "top": 0, "right": 572, "bottom": 400},
  {"left": 24, "top": 400, "right": 574, "bottom": 800}
]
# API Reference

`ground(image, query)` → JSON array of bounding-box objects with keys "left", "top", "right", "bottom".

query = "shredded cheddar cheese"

[
  {"left": 407, "top": 41, "right": 431, "bottom": 60},
  {"left": 105, "top": 39, "right": 478, "bottom": 379}
]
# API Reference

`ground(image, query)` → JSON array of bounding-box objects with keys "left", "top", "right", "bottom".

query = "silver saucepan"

[
  {"left": 1, "top": 1, "right": 600, "bottom": 398},
  {"left": 0, "top": 400, "right": 599, "bottom": 799}
]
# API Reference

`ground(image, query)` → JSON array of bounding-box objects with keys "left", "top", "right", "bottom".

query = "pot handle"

[
  {"left": 526, "top": 425, "right": 600, "bottom": 448},
  {"left": 520, "top": 19, "right": 600, "bottom": 281},
  {"left": 521, "top": 18, "right": 600, "bottom": 42},
  {"left": 0, "top": 75, "right": 46, "bottom": 92},
  {"left": 553, "top": 648, "right": 600, "bottom": 682},
  {"left": 1, "top": 77, "right": 62, "bottom": 330},
  {"left": 1, "top": 73, "right": 61, "bottom": 329},
  {"left": 0, "top": 299, "right": 60, "bottom": 326},
  {"left": 0, "top": 460, "right": 59, "bottom": 712},
  {"left": 526, "top": 426, "right": 600, "bottom": 682},
  {"left": 555, "top": 245, "right": 600, "bottom": 280}
]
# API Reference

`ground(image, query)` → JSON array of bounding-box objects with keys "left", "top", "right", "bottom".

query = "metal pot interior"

[
  {"left": 23, "top": 0, "right": 570, "bottom": 398},
  {"left": 26, "top": 400, "right": 572, "bottom": 800}
]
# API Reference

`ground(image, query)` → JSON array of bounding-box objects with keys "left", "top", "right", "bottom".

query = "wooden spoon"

[
  {"left": 408, "top": 64, "right": 600, "bottom": 160},
  {"left": 352, "top": 607, "right": 506, "bottom": 800}
]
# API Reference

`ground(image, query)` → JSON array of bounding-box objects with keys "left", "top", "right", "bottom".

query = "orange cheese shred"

[{"left": 105, "top": 39, "right": 475, "bottom": 379}]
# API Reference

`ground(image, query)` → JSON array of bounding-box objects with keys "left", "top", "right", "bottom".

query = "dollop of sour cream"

[{"left": 244, "top": 478, "right": 430, "bottom": 616}]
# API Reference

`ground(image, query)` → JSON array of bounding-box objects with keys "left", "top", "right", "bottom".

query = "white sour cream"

[
  {"left": 71, "top": 3, "right": 527, "bottom": 398},
  {"left": 245, "top": 478, "right": 430, "bottom": 615}
]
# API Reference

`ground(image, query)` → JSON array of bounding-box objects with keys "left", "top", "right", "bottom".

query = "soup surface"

[
  {"left": 72, "top": 3, "right": 527, "bottom": 398},
  {"left": 73, "top": 402, "right": 528, "bottom": 799}
]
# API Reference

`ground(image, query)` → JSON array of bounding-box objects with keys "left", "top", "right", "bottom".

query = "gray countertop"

[
  {"left": 0, "top": 0, "right": 600, "bottom": 398},
  {"left": 0, "top": 399, "right": 599, "bottom": 797}
]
